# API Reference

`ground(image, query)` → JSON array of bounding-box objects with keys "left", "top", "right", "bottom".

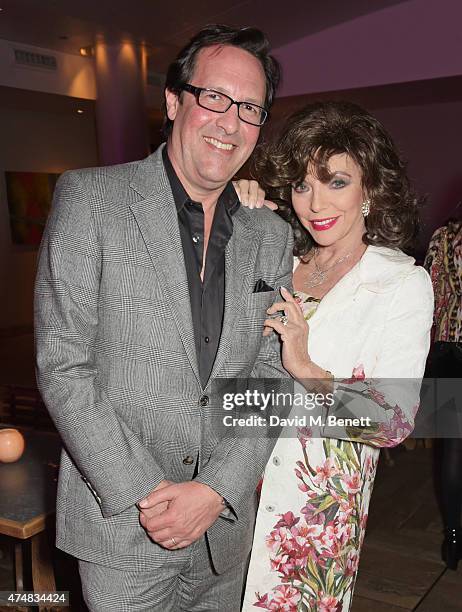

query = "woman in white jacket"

[{"left": 237, "top": 102, "right": 434, "bottom": 611}]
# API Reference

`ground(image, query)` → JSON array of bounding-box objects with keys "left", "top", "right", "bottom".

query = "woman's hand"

[
  {"left": 233, "top": 179, "right": 278, "bottom": 210},
  {"left": 264, "top": 287, "right": 312, "bottom": 380}
]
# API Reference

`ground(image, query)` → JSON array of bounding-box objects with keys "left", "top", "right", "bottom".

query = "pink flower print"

[
  {"left": 297, "top": 426, "right": 313, "bottom": 448},
  {"left": 341, "top": 472, "right": 362, "bottom": 495},
  {"left": 341, "top": 364, "right": 366, "bottom": 385},
  {"left": 296, "top": 460, "right": 309, "bottom": 476},
  {"left": 271, "top": 585, "right": 302, "bottom": 611},
  {"left": 314, "top": 457, "right": 339, "bottom": 486},
  {"left": 345, "top": 549, "right": 360, "bottom": 576},
  {"left": 368, "top": 388, "right": 386, "bottom": 406},
  {"left": 363, "top": 453, "right": 378, "bottom": 481},
  {"left": 255, "top": 585, "right": 302, "bottom": 611},
  {"left": 336, "top": 522, "right": 353, "bottom": 546},
  {"left": 270, "top": 551, "right": 289, "bottom": 573},
  {"left": 266, "top": 528, "right": 287, "bottom": 554},
  {"left": 318, "top": 593, "right": 341, "bottom": 612},
  {"left": 360, "top": 512, "right": 369, "bottom": 530},
  {"left": 275, "top": 511, "right": 300, "bottom": 529},
  {"left": 291, "top": 526, "right": 313, "bottom": 553},
  {"left": 315, "top": 524, "right": 343, "bottom": 558},
  {"left": 278, "top": 555, "right": 305, "bottom": 580},
  {"left": 352, "top": 365, "right": 365, "bottom": 380},
  {"left": 378, "top": 405, "right": 413, "bottom": 445},
  {"left": 302, "top": 522, "right": 323, "bottom": 540},
  {"left": 330, "top": 488, "right": 355, "bottom": 519}
]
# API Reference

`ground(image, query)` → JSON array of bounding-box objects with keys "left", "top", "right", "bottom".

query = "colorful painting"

[{"left": 5, "top": 171, "right": 59, "bottom": 246}]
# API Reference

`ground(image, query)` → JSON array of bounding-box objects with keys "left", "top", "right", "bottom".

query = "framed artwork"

[{"left": 5, "top": 171, "right": 60, "bottom": 246}]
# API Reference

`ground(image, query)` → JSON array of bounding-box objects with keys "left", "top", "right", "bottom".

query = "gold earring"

[{"left": 361, "top": 200, "right": 371, "bottom": 217}]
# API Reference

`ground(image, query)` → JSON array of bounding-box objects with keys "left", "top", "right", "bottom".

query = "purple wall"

[
  {"left": 274, "top": 0, "right": 462, "bottom": 97},
  {"left": 374, "top": 100, "right": 462, "bottom": 256}
]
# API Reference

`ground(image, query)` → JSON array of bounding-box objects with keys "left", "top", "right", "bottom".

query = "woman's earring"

[{"left": 361, "top": 199, "right": 371, "bottom": 217}]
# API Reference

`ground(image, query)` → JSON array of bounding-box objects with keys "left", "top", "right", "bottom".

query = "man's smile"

[{"left": 203, "top": 136, "right": 236, "bottom": 151}]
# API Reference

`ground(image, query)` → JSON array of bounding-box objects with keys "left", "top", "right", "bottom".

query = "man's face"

[{"left": 165, "top": 45, "right": 266, "bottom": 197}]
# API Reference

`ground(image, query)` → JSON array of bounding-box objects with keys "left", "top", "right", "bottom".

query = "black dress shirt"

[{"left": 163, "top": 148, "right": 239, "bottom": 388}]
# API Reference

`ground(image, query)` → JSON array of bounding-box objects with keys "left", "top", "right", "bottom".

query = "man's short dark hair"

[{"left": 162, "top": 24, "right": 280, "bottom": 137}]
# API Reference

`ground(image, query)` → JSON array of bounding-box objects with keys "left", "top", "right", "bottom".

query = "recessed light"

[{"left": 77, "top": 109, "right": 84, "bottom": 114}]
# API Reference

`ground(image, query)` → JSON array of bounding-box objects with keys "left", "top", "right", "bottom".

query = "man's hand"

[
  {"left": 138, "top": 479, "right": 173, "bottom": 518},
  {"left": 138, "top": 481, "right": 223, "bottom": 549}
]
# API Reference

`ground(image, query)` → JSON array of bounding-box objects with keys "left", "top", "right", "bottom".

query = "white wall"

[{"left": 0, "top": 38, "right": 96, "bottom": 99}]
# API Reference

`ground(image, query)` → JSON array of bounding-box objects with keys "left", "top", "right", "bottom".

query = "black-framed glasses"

[{"left": 181, "top": 83, "right": 268, "bottom": 127}]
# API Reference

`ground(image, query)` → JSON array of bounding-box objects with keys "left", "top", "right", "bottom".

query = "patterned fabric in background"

[{"left": 424, "top": 219, "right": 462, "bottom": 342}]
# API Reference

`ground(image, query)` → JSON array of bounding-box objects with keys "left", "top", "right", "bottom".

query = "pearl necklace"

[{"left": 304, "top": 248, "right": 353, "bottom": 289}]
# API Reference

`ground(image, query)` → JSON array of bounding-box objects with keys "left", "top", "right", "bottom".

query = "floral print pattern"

[
  {"left": 253, "top": 430, "right": 378, "bottom": 611},
  {"left": 245, "top": 288, "right": 423, "bottom": 611}
]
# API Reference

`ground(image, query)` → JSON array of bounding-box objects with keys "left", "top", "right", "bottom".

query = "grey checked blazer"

[{"left": 34, "top": 144, "right": 293, "bottom": 573}]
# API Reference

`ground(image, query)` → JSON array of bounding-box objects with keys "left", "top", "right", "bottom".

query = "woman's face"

[{"left": 291, "top": 153, "right": 367, "bottom": 249}]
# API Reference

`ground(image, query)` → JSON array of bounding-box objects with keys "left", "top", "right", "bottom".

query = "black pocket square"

[{"left": 253, "top": 279, "right": 274, "bottom": 293}]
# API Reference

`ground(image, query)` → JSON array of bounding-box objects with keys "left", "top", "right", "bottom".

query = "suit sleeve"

[
  {"left": 194, "top": 222, "right": 293, "bottom": 519},
  {"left": 35, "top": 171, "right": 166, "bottom": 518},
  {"left": 321, "top": 267, "right": 434, "bottom": 448}
]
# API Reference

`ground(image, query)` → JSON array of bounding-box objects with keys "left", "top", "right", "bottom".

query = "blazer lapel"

[
  {"left": 207, "top": 209, "right": 258, "bottom": 384},
  {"left": 129, "top": 147, "right": 200, "bottom": 384}
]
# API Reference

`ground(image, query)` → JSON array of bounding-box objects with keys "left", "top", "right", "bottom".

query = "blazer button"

[
  {"left": 265, "top": 504, "right": 275, "bottom": 512},
  {"left": 182, "top": 456, "right": 195, "bottom": 465},
  {"left": 199, "top": 395, "right": 209, "bottom": 407},
  {"left": 272, "top": 456, "right": 281, "bottom": 466}
]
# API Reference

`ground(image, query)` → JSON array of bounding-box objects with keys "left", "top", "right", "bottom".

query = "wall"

[
  {"left": 374, "top": 100, "right": 462, "bottom": 257},
  {"left": 274, "top": 0, "right": 462, "bottom": 97},
  {"left": 0, "top": 97, "right": 98, "bottom": 330},
  {"left": 0, "top": 38, "right": 96, "bottom": 99}
]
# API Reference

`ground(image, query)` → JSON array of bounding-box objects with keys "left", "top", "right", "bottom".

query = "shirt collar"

[{"left": 162, "top": 145, "right": 240, "bottom": 216}]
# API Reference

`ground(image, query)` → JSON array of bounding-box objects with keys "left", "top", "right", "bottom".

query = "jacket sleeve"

[
  {"left": 322, "top": 266, "right": 434, "bottom": 448},
  {"left": 194, "top": 222, "right": 294, "bottom": 519},
  {"left": 35, "top": 171, "right": 166, "bottom": 518}
]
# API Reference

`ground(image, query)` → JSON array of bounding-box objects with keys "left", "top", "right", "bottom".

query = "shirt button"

[
  {"left": 199, "top": 395, "right": 209, "bottom": 407},
  {"left": 182, "top": 456, "right": 195, "bottom": 465},
  {"left": 272, "top": 456, "right": 281, "bottom": 466},
  {"left": 204, "top": 336, "right": 210, "bottom": 343},
  {"left": 265, "top": 504, "right": 275, "bottom": 512},
  {"left": 192, "top": 235, "right": 200, "bottom": 243}
]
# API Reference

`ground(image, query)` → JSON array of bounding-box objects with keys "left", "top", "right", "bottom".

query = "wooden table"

[{"left": 0, "top": 430, "right": 61, "bottom": 606}]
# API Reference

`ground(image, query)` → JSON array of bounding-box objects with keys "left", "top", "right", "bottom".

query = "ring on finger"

[
  {"left": 280, "top": 315, "right": 289, "bottom": 326},
  {"left": 171, "top": 537, "right": 177, "bottom": 547}
]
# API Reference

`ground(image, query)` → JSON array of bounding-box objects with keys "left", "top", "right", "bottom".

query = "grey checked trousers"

[{"left": 78, "top": 536, "right": 247, "bottom": 611}]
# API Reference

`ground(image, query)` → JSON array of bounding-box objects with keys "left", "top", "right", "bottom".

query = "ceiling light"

[{"left": 77, "top": 109, "right": 84, "bottom": 114}]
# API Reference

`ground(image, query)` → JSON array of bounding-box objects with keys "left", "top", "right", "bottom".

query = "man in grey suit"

[{"left": 35, "top": 24, "right": 293, "bottom": 611}]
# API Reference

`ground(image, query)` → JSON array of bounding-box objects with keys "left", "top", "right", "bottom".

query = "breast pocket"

[{"left": 237, "top": 289, "right": 279, "bottom": 335}]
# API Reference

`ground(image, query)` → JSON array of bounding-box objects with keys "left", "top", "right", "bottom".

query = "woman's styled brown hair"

[{"left": 253, "top": 101, "right": 420, "bottom": 256}]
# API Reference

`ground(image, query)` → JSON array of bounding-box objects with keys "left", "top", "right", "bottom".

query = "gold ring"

[{"left": 171, "top": 537, "right": 177, "bottom": 546}]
